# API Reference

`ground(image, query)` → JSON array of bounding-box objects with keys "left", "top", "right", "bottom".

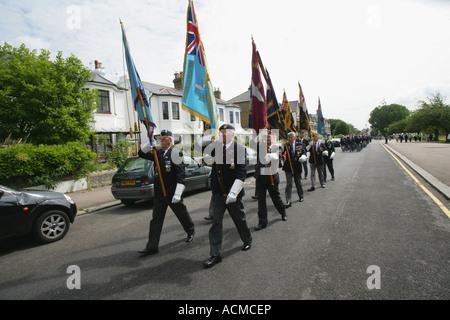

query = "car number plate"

[{"left": 121, "top": 180, "right": 136, "bottom": 186}]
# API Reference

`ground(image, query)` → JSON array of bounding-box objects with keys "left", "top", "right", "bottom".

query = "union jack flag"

[{"left": 187, "top": 1, "right": 205, "bottom": 66}]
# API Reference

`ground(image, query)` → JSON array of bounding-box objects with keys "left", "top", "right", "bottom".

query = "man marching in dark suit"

[
  {"left": 137, "top": 130, "right": 195, "bottom": 256},
  {"left": 283, "top": 132, "right": 307, "bottom": 208},
  {"left": 323, "top": 134, "right": 335, "bottom": 183},
  {"left": 255, "top": 130, "right": 287, "bottom": 231},
  {"left": 297, "top": 131, "right": 309, "bottom": 179},
  {"left": 307, "top": 134, "right": 326, "bottom": 191},
  {"left": 197, "top": 124, "right": 252, "bottom": 268}
]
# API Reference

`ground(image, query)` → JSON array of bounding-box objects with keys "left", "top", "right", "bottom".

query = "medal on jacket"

[
  {"left": 229, "top": 159, "right": 235, "bottom": 170},
  {"left": 165, "top": 160, "right": 172, "bottom": 172}
]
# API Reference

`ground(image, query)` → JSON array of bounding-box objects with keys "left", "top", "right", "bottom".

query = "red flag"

[{"left": 248, "top": 39, "right": 267, "bottom": 134}]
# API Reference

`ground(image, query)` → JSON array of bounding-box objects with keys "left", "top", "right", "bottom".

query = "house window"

[
  {"left": 172, "top": 102, "right": 180, "bottom": 120},
  {"left": 219, "top": 108, "right": 224, "bottom": 122},
  {"left": 229, "top": 111, "right": 234, "bottom": 124},
  {"left": 97, "top": 90, "right": 110, "bottom": 113},
  {"left": 235, "top": 112, "right": 240, "bottom": 125},
  {"left": 162, "top": 102, "right": 169, "bottom": 120},
  {"left": 190, "top": 113, "right": 196, "bottom": 121}
]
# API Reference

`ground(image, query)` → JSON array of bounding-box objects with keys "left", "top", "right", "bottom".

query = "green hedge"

[{"left": 0, "top": 142, "right": 96, "bottom": 189}]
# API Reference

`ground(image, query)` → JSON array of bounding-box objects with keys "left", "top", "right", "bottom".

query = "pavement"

[{"left": 67, "top": 140, "right": 450, "bottom": 215}]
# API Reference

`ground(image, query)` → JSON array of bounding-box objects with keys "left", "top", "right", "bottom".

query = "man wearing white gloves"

[
  {"left": 137, "top": 130, "right": 195, "bottom": 256},
  {"left": 282, "top": 132, "right": 306, "bottom": 208},
  {"left": 198, "top": 124, "right": 252, "bottom": 269},
  {"left": 255, "top": 130, "right": 287, "bottom": 231},
  {"left": 307, "top": 134, "right": 326, "bottom": 191},
  {"left": 323, "top": 134, "right": 335, "bottom": 183}
]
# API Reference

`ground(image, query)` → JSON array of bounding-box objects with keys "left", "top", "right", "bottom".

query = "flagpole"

[{"left": 136, "top": 88, "right": 167, "bottom": 198}]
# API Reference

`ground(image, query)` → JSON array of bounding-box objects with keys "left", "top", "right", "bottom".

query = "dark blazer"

[
  {"left": 205, "top": 141, "right": 247, "bottom": 198},
  {"left": 324, "top": 139, "right": 336, "bottom": 155},
  {"left": 282, "top": 139, "right": 305, "bottom": 174},
  {"left": 308, "top": 141, "right": 325, "bottom": 165},
  {"left": 138, "top": 146, "right": 185, "bottom": 197}
]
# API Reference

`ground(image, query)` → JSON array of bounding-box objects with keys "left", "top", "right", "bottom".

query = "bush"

[
  {"left": 0, "top": 142, "right": 96, "bottom": 189},
  {"left": 106, "top": 138, "right": 132, "bottom": 168}
]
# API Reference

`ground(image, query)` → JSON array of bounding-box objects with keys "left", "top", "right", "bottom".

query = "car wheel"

[
  {"left": 33, "top": 210, "right": 70, "bottom": 243},
  {"left": 121, "top": 199, "right": 136, "bottom": 206}
]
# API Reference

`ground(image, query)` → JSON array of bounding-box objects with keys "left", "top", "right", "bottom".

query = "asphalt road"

[{"left": 0, "top": 142, "right": 449, "bottom": 301}]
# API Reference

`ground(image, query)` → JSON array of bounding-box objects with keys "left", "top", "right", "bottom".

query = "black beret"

[
  {"left": 219, "top": 124, "right": 235, "bottom": 131},
  {"left": 160, "top": 129, "right": 173, "bottom": 137}
]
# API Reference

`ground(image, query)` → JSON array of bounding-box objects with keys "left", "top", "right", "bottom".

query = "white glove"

[
  {"left": 225, "top": 179, "right": 244, "bottom": 204},
  {"left": 197, "top": 135, "right": 214, "bottom": 147},
  {"left": 141, "top": 141, "right": 155, "bottom": 153},
  {"left": 330, "top": 152, "right": 335, "bottom": 160},
  {"left": 299, "top": 155, "right": 307, "bottom": 163},
  {"left": 306, "top": 143, "right": 312, "bottom": 151},
  {"left": 307, "top": 152, "right": 310, "bottom": 158},
  {"left": 264, "top": 153, "right": 279, "bottom": 163},
  {"left": 323, "top": 150, "right": 329, "bottom": 157},
  {"left": 172, "top": 183, "right": 186, "bottom": 203}
]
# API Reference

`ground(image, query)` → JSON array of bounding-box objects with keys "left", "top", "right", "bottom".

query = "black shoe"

[
  {"left": 255, "top": 224, "right": 267, "bottom": 231},
  {"left": 186, "top": 233, "right": 195, "bottom": 243},
  {"left": 299, "top": 196, "right": 304, "bottom": 202},
  {"left": 282, "top": 214, "right": 287, "bottom": 221},
  {"left": 138, "top": 248, "right": 158, "bottom": 256},
  {"left": 285, "top": 201, "right": 291, "bottom": 208},
  {"left": 304, "top": 176, "right": 308, "bottom": 180},
  {"left": 307, "top": 187, "right": 315, "bottom": 192},
  {"left": 332, "top": 177, "right": 335, "bottom": 181},
  {"left": 241, "top": 243, "right": 251, "bottom": 251},
  {"left": 204, "top": 256, "right": 222, "bottom": 269},
  {"left": 321, "top": 184, "right": 325, "bottom": 188},
  {"left": 251, "top": 195, "right": 258, "bottom": 200},
  {"left": 204, "top": 216, "right": 213, "bottom": 221}
]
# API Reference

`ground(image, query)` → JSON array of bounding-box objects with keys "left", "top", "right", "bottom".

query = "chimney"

[
  {"left": 173, "top": 72, "right": 183, "bottom": 90},
  {"left": 93, "top": 60, "right": 105, "bottom": 76},
  {"left": 214, "top": 88, "right": 221, "bottom": 100}
]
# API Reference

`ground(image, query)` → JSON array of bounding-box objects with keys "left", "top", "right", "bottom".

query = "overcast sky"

[{"left": 1, "top": 0, "right": 449, "bottom": 130}]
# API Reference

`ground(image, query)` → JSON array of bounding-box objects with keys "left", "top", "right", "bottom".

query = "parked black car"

[
  {"left": 0, "top": 184, "right": 77, "bottom": 243},
  {"left": 111, "top": 155, "right": 212, "bottom": 206}
]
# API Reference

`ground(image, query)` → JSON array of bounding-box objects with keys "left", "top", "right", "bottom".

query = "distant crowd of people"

[{"left": 383, "top": 133, "right": 435, "bottom": 144}]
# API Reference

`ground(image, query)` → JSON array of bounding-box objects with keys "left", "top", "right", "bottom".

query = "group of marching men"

[
  {"left": 136, "top": 124, "right": 337, "bottom": 269},
  {"left": 340, "top": 134, "right": 372, "bottom": 152}
]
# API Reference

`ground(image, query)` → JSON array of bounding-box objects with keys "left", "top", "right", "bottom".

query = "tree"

[
  {"left": 0, "top": 43, "right": 98, "bottom": 145},
  {"left": 328, "top": 118, "right": 355, "bottom": 136},
  {"left": 407, "top": 92, "right": 450, "bottom": 142},
  {"left": 387, "top": 118, "right": 408, "bottom": 134},
  {"left": 369, "top": 102, "right": 410, "bottom": 135}
]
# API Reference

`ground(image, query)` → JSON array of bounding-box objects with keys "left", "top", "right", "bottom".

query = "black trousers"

[
  {"left": 145, "top": 195, "right": 195, "bottom": 250},
  {"left": 323, "top": 156, "right": 335, "bottom": 181},
  {"left": 257, "top": 173, "right": 285, "bottom": 226},
  {"left": 209, "top": 193, "right": 252, "bottom": 257}
]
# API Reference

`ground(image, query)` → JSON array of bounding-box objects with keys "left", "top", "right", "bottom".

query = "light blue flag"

[
  {"left": 121, "top": 21, "right": 156, "bottom": 141},
  {"left": 317, "top": 97, "right": 326, "bottom": 137},
  {"left": 182, "top": 0, "right": 218, "bottom": 133}
]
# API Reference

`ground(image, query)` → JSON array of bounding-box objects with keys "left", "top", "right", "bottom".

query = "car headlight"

[{"left": 64, "top": 194, "right": 74, "bottom": 204}]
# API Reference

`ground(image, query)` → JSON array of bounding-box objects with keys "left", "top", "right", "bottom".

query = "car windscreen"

[{"left": 117, "top": 157, "right": 152, "bottom": 174}]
